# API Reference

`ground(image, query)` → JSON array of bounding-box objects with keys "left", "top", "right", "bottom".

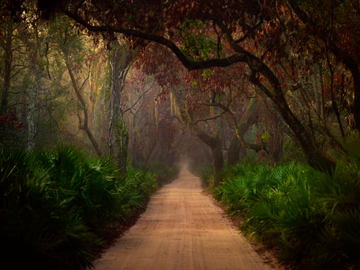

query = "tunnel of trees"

[{"left": 1, "top": 0, "right": 360, "bottom": 269}]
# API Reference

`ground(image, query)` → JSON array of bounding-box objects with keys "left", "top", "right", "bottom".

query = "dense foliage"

[
  {"left": 214, "top": 157, "right": 360, "bottom": 269},
  {"left": 0, "top": 144, "right": 159, "bottom": 269}
]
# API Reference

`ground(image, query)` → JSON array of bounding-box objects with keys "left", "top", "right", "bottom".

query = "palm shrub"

[
  {"left": 0, "top": 148, "right": 100, "bottom": 269},
  {"left": 117, "top": 165, "right": 157, "bottom": 219},
  {"left": 35, "top": 144, "right": 123, "bottom": 232},
  {"left": 215, "top": 160, "right": 360, "bottom": 269},
  {"left": 305, "top": 153, "right": 360, "bottom": 270},
  {"left": 0, "top": 144, "right": 160, "bottom": 269}
]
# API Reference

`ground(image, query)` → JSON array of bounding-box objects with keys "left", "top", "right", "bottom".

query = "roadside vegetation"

[
  {"left": 0, "top": 144, "right": 178, "bottom": 269},
  {"left": 189, "top": 138, "right": 360, "bottom": 269}
]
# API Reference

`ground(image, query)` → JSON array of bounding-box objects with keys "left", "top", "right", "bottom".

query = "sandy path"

[{"left": 93, "top": 169, "right": 275, "bottom": 270}]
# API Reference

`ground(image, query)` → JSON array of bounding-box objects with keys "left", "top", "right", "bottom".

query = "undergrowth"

[
  {"left": 214, "top": 157, "right": 360, "bottom": 269},
  {"left": 0, "top": 144, "right": 158, "bottom": 269}
]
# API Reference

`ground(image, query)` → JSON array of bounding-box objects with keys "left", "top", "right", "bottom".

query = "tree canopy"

[{"left": 2, "top": 0, "right": 360, "bottom": 173}]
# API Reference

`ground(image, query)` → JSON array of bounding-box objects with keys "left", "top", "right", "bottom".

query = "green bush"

[
  {"left": 118, "top": 165, "right": 157, "bottom": 218},
  {"left": 0, "top": 144, "right": 158, "bottom": 269},
  {"left": 0, "top": 147, "right": 100, "bottom": 269},
  {"left": 215, "top": 160, "right": 360, "bottom": 269}
]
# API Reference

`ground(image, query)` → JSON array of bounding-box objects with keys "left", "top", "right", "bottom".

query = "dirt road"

[{"left": 93, "top": 170, "right": 275, "bottom": 270}]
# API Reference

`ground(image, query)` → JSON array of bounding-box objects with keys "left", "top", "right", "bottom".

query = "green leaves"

[
  {"left": 180, "top": 19, "right": 222, "bottom": 61},
  {"left": 202, "top": 69, "right": 212, "bottom": 78},
  {"left": 0, "top": 144, "right": 159, "bottom": 269},
  {"left": 215, "top": 161, "right": 360, "bottom": 269},
  {"left": 261, "top": 131, "right": 270, "bottom": 142}
]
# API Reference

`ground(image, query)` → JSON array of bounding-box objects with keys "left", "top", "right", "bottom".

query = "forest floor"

[{"left": 91, "top": 169, "right": 281, "bottom": 270}]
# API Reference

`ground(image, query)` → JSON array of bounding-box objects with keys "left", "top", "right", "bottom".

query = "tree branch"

[
  {"left": 124, "top": 81, "right": 154, "bottom": 113},
  {"left": 62, "top": 8, "right": 248, "bottom": 71},
  {"left": 192, "top": 111, "right": 226, "bottom": 125}
]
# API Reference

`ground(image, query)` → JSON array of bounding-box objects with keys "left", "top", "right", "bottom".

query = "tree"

[
  {"left": 122, "top": 67, "right": 181, "bottom": 167},
  {"left": 0, "top": 17, "right": 15, "bottom": 110},
  {"left": 53, "top": 17, "right": 103, "bottom": 156},
  {"left": 107, "top": 39, "right": 140, "bottom": 176},
  {"left": 21, "top": 15, "right": 47, "bottom": 152},
  {"left": 7, "top": 0, "right": 360, "bottom": 172},
  {"left": 287, "top": 0, "right": 360, "bottom": 131},
  {"left": 138, "top": 42, "right": 280, "bottom": 179},
  {"left": 53, "top": 0, "right": 337, "bottom": 172}
]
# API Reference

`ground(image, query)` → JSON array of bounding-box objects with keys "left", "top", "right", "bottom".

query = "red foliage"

[{"left": 0, "top": 109, "right": 24, "bottom": 133}]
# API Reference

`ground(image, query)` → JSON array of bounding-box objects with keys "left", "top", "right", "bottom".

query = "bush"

[
  {"left": 214, "top": 160, "right": 360, "bottom": 269},
  {"left": 0, "top": 147, "right": 100, "bottom": 269},
  {"left": 0, "top": 144, "right": 158, "bottom": 269}
]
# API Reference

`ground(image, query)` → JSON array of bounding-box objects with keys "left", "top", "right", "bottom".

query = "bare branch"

[
  {"left": 124, "top": 81, "right": 154, "bottom": 113},
  {"left": 79, "top": 66, "right": 91, "bottom": 91},
  {"left": 192, "top": 111, "right": 226, "bottom": 125}
]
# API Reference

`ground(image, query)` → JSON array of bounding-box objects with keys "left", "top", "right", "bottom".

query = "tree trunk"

[
  {"left": 257, "top": 89, "right": 297, "bottom": 142},
  {"left": 319, "top": 63, "right": 326, "bottom": 121},
  {"left": 272, "top": 123, "right": 284, "bottom": 162},
  {"left": 195, "top": 128, "right": 223, "bottom": 187},
  {"left": 1, "top": 18, "right": 13, "bottom": 111},
  {"left": 228, "top": 132, "right": 241, "bottom": 166},
  {"left": 108, "top": 41, "right": 132, "bottom": 177},
  {"left": 212, "top": 142, "right": 224, "bottom": 186},
  {"left": 27, "top": 69, "right": 41, "bottom": 153},
  {"left": 107, "top": 40, "right": 140, "bottom": 176},
  {"left": 313, "top": 63, "right": 322, "bottom": 122},
  {"left": 252, "top": 72, "right": 335, "bottom": 172},
  {"left": 64, "top": 56, "right": 102, "bottom": 156},
  {"left": 222, "top": 96, "right": 276, "bottom": 164},
  {"left": 22, "top": 23, "right": 42, "bottom": 153}
]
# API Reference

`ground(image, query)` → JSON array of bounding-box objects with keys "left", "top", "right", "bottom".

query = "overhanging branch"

[{"left": 63, "top": 8, "right": 247, "bottom": 71}]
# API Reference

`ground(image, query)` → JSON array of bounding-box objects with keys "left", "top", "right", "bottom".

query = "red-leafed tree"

[
  {"left": 287, "top": 0, "right": 360, "bottom": 131},
  {"left": 56, "top": 0, "right": 337, "bottom": 172},
  {"left": 7, "top": 0, "right": 360, "bottom": 172}
]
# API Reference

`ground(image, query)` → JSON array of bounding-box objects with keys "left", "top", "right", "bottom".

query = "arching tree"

[
  {"left": 54, "top": 0, "right": 335, "bottom": 172},
  {"left": 7, "top": 0, "right": 360, "bottom": 172}
]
